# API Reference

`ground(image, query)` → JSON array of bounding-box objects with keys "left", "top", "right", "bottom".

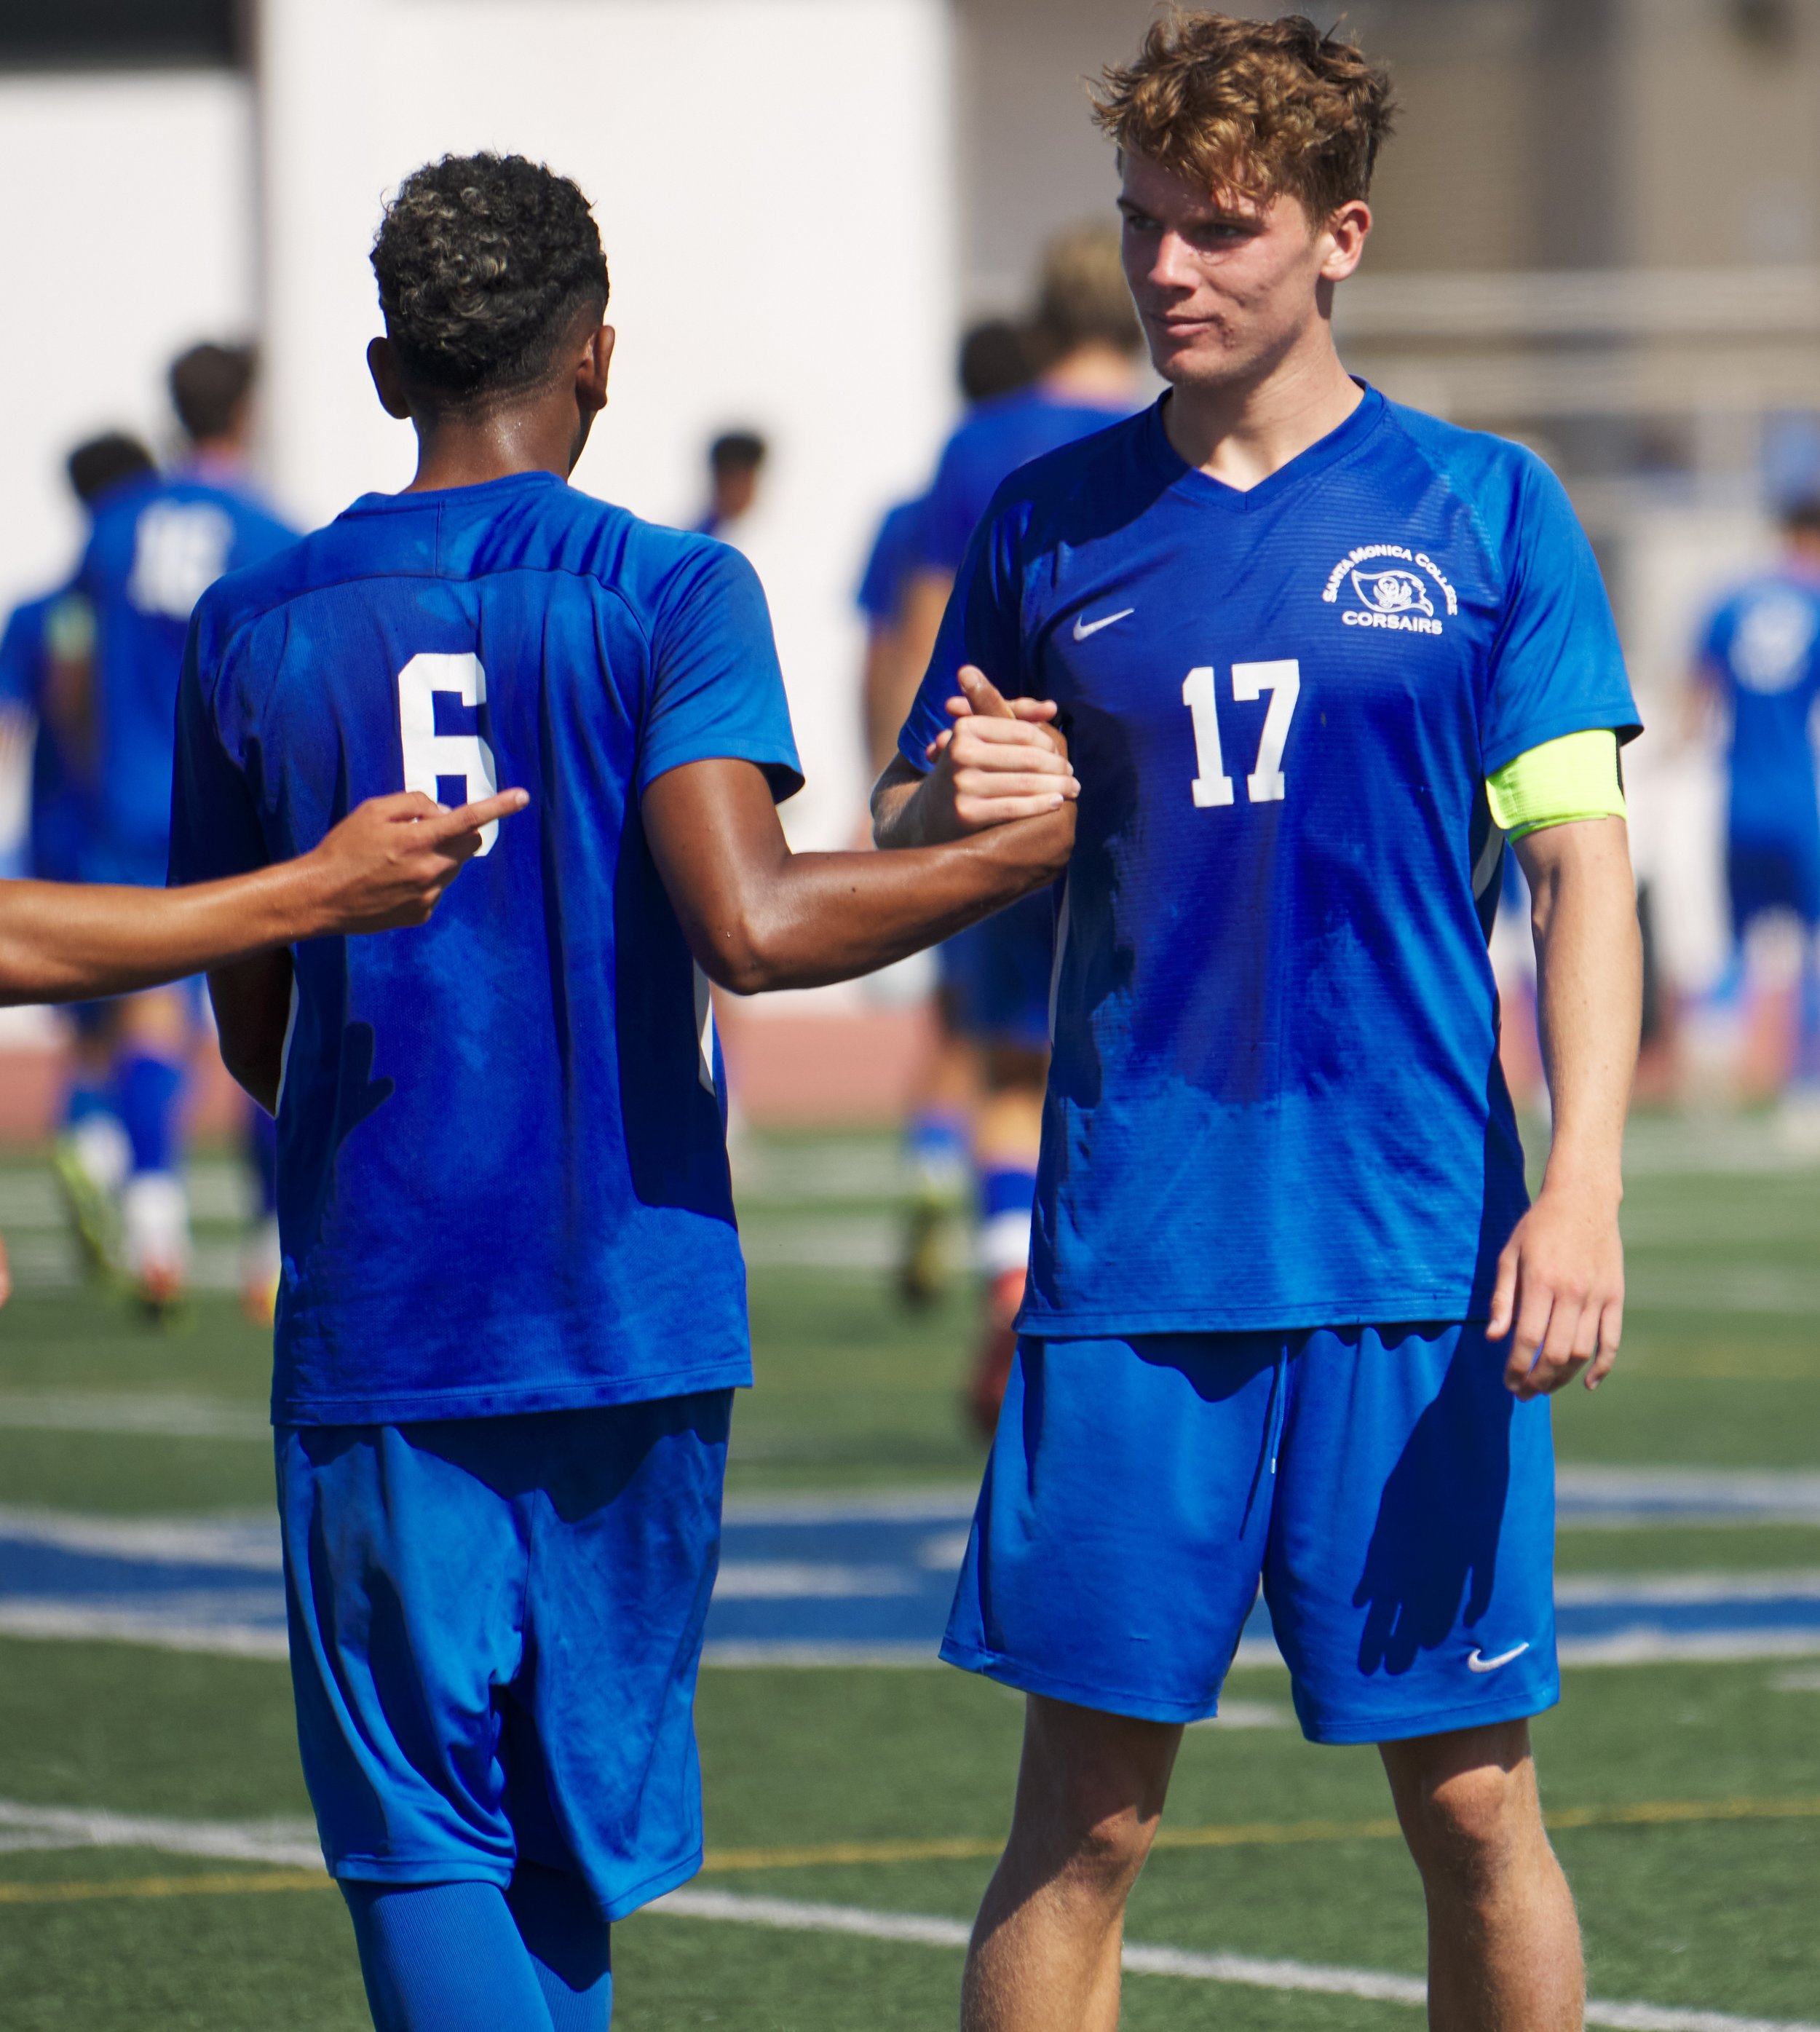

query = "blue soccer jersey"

[
  {"left": 80, "top": 471, "right": 297, "bottom": 885},
  {"left": 1700, "top": 569, "right": 1820, "bottom": 850},
  {"left": 900, "top": 387, "right": 1639, "bottom": 1333},
  {"left": 169, "top": 471, "right": 802, "bottom": 1425},
  {"left": 1, "top": 595, "right": 64, "bottom": 877},
  {"left": 857, "top": 497, "right": 925, "bottom": 625},
  {"left": 917, "top": 387, "right": 1134, "bottom": 577}
]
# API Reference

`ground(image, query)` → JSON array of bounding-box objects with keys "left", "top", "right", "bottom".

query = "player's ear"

[
  {"left": 577, "top": 325, "right": 614, "bottom": 414},
  {"left": 366, "top": 337, "right": 413, "bottom": 422},
  {"left": 1318, "top": 200, "right": 1372, "bottom": 282}
]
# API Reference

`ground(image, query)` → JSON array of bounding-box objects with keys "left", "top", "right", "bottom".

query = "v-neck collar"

[{"left": 1144, "top": 380, "right": 1386, "bottom": 514}]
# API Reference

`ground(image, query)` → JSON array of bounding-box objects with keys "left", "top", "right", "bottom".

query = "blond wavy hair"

[{"left": 1091, "top": 10, "right": 1396, "bottom": 219}]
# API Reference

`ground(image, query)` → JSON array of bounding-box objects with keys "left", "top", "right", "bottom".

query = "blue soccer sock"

[
  {"left": 63, "top": 1075, "right": 115, "bottom": 1134},
  {"left": 507, "top": 1862, "right": 613, "bottom": 2032},
  {"left": 344, "top": 1875, "right": 609, "bottom": 2032},
  {"left": 978, "top": 1161, "right": 1037, "bottom": 1280},
  {"left": 904, "top": 1107, "right": 970, "bottom": 1203},
  {"left": 112, "top": 1050, "right": 185, "bottom": 1178}
]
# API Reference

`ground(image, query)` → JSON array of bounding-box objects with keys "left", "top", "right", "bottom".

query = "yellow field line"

[
  {"left": 4, "top": 1795, "right": 1818, "bottom": 1903},
  {"left": 0, "top": 1868, "right": 328, "bottom": 1905}
]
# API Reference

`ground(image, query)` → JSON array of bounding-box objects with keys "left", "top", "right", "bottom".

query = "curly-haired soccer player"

[
  {"left": 876, "top": 15, "right": 1640, "bottom": 2029},
  {"left": 168, "top": 154, "right": 1075, "bottom": 2032}
]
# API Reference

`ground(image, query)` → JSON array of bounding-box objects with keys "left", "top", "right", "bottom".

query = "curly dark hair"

[
  {"left": 371, "top": 154, "right": 609, "bottom": 403},
  {"left": 1091, "top": 10, "right": 1396, "bottom": 217}
]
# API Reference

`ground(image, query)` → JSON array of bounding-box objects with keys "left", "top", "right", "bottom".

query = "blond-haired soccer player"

[{"left": 876, "top": 15, "right": 1639, "bottom": 2029}]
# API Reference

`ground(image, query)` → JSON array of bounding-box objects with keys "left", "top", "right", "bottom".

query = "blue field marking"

[{"left": 3, "top": 1491, "right": 1820, "bottom": 1666}]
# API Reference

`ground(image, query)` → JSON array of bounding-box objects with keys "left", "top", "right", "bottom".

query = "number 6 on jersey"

[
  {"left": 1182, "top": 658, "right": 1301, "bottom": 809},
  {"left": 397, "top": 652, "right": 502, "bottom": 855}
]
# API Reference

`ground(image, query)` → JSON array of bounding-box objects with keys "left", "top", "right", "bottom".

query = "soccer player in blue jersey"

[
  {"left": 875, "top": 17, "right": 1641, "bottom": 2029},
  {"left": 866, "top": 319, "right": 1034, "bottom": 1304},
  {"left": 168, "top": 154, "right": 1074, "bottom": 2032},
  {"left": 79, "top": 345, "right": 299, "bottom": 1306},
  {"left": 1691, "top": 498, "right": 1820, "bottom": 1098},
  {"left": 898, "top": 232, "right": 1144, "bottom": 1418},
  {"left": 0, "top": 432, "right": 157, "bottom": 1258}
]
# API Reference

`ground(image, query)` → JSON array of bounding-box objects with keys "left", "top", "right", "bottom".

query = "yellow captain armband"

[{"left": 1484, "top": 729, "right": 1626, "bottom": 841}]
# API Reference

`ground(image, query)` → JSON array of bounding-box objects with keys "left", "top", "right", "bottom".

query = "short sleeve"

[
  {"left": 636, "top": 540, "right": 804, "bottom": 802},
  {"left": 1480, "top": 454, "right": 1642, "bottom": 774},
  {"left": 857, "top": 499, "right": 922, "bottom": 623},
  {"left": 916, "top": 430, "right": 985, "bottom": 577},
  {"left": 0, "top": 604, "right": 38, "bottom": 709},
  {"left": 1697, "top": 598, "right": 1733, "bottom": 684},
  {"left": 167, "top": 622, "right": 269, "bottom": 888},
  {"left": 896, "top": 491, "right": 1027, "bottom": 772}
]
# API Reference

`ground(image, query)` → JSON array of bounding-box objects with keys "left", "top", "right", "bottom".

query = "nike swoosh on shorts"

[{"left": 1465, "top": 1642, "right": 1531, "bottom": 1674}]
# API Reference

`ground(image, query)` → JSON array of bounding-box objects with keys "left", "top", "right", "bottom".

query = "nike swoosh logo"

[
  {"left": 1072, "top": 608, "right": 1134, "bottom": 641},
  {"left": 1465, "top": 1642, "right": 1531, "bottom": 1675}
]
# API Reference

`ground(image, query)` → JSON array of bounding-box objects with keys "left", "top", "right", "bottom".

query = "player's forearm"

[
  {"left": 710, "top": 818, "right": 1072, "bottom": 993},
  {"left": 1521, "top": 817, "right": 1640, "bottom": 1202},
  {"left": 871, "top": 762, "right": 932, "bottom": 847},
  {"left": 0, "top": 862, "right": 324, "bottom": 1006}
]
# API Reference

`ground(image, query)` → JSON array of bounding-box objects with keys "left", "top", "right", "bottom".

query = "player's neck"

[
  {"left": 404, "top": 403, "right": 581, "bottom": 494},
  {"left": 1162, "top": 325, "right": 1361, "bottom": 494}
]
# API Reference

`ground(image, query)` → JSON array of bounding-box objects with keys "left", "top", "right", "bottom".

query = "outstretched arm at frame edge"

[{"left": 0, "top": 788, "right": 527, "bottom": 1009}]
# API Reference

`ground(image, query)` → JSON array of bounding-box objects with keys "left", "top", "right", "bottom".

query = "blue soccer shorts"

[
  {"left": 936, "top": 889, "right": 1056, "bottom": 1052},
  {"left": 277, "top": 1393, "right": 731, "bottom": 1919},
  {"left": 942, "top": 1327, "right": 1558, "bottom": 1744},
  {"left": 1727, "top": 834, "right": 1820, "bottom": 936}
]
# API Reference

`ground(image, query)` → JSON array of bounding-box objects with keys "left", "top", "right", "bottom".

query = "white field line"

[
  {"left": 713, "top": 1563, "right": 918, "bottom": 1599},
  {"left": 721, "top": 1489, "right": 976, "bottom": 1524},
  {"left": 0, "top": 1602, "right": 288, "bottom": 1659},
  {"left": 0, "top": 1393, "right": 269, "bottom": 1441},
  {"left": 0, "top": 1794, "right": 1813, "bottom": 2029},
  {"left": 0, "top": 1799, "right": 320, "bottom": 1869},
  {"left": 1626, "top": 1265, "right": 1820, "bottom": 1314},
  {"left": 649, "top": 1887, "right": 1820, "bottom": 2032},
  {"left": 0, "top": 1506, "right": 277, "bottom": 1565},
  {"left": 1556, "top": 1571, "right": 1820, "bottom": 1604}
]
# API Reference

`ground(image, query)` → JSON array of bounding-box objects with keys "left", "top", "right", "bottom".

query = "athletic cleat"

[
  {"left": 965, "top": 1266, "right": 1026, "bottom": 1439},
  {"left": 897, "top": 1195, "right": 954, "bottom": 1308},
  {"left": 134, "top": 1257, "right": 189, "bottom": 1321},
  {"left": 52, "top": 1118, "right": 129, "bottom": 1276},
  {"left": 122, "top": 1171, "right": 191, "bottom": 1321}
]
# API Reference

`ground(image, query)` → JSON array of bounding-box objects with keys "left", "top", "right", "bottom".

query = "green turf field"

[{"left": 1, "top": 1123, "right": 1819, "bottom": 2028}]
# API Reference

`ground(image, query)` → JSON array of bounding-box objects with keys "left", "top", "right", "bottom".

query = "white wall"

[
  {"left": 257, "top": 0, "right": 958, "bottom": 850},
  {"left": 0, "top": 72, "right": 256, "bottom": 620}
]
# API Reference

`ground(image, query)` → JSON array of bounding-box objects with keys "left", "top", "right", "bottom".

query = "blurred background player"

[
  {"left": 0, "top": 431, "right": 158, "bottom": 1267},
  {"left": 1688, "top": 497, "right": 1820, "bottom": 1115},
  {"left": 860, "top": 320, "right": 1034, "bottom": 1309},
  {"left": 693, "top": 428, "right": 768, "bottom": 543},
  {"left": 78, "top": 342, "right": 296, "bottom": 1312},
  {"left": 897, "top": 227, "right": 1144, "bottom": 1431},
  {"left": 858, "top": 323, "right": 1032, "bottom": 780}
]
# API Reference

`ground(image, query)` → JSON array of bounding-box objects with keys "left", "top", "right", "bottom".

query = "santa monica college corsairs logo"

[{"left": 1323, "top": 544, "right": 1458, "bottom": 636}]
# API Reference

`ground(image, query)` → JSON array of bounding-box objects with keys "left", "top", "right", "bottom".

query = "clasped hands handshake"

[{"left": 915, "top": 666, "right": 1080, "bottom": 841}]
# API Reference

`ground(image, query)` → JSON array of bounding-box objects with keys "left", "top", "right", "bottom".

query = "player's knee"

[
  {"left": 1051, "top": 1793, "right": 1160, "bottom": 1897},
  {"left": 1020, "top": 1716, "right": 1173, "bottom": 1896},
  {"left": 1404, "top": 1760, "right": 1535, "bottom": 1899}
]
